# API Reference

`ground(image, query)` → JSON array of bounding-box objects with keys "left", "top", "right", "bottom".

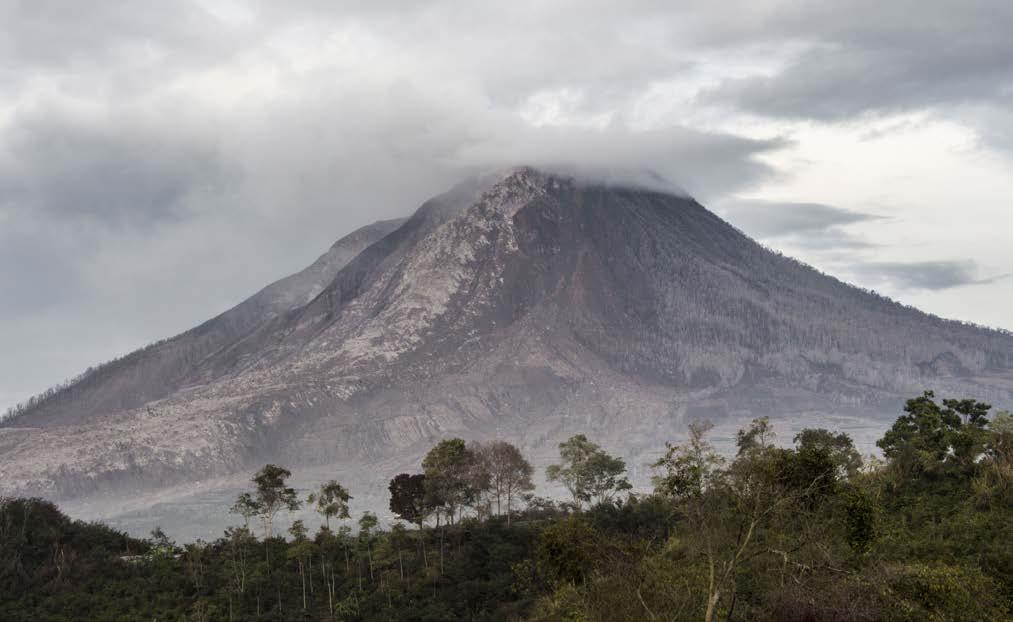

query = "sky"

[{"left": 2, "top": 0, "right": 1012, "bottom": 411}]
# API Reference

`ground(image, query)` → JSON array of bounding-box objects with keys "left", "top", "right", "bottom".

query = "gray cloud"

[
  {"left": 717, "top": 200, "right": 879, "bottom": 236},
  {"left": 849, "top": 260, "right": 1010, "bottom": 291},
  {"left": 0, "top": 235, "right": 81, "bottom": 316},
  {"left": 0, "top": 109, "right": 230, "bottom": 227},
  {"left": 1, "top": 0, "right": 1012, "bottom": 409},
  {"left": 0, "top": 16, "right": 783, "bottom": 408},
  {"left": 0, "top": 1, "right": 242, "bottom": 90},
  {"left": 454, "top": 123, "right": 783, "bottom": 200},
  {"left": 703, "top": 1, "right": 1013, "bottom": 121},
  {"left": 715, "top": 200, "right": 881, "bottom": 249}
]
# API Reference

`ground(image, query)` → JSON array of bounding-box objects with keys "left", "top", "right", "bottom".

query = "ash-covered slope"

[
  {"left": 2, "top": 167, "right": 1012, "bottom": 503},
  {"left": 4, "top": 218, "right": 405, "bottom": 428}
]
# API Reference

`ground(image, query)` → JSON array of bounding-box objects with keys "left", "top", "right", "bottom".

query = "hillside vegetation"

[{"left": 1, "top": 392, "right": 1010, "bottom": 621}]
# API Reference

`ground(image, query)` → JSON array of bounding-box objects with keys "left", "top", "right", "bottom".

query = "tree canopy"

[
  {"left": 2, "top": 394, "right": 1010, "bottom": 621},
  {"left": 546, "top": 434, "right": 632, "bottom": 508}
]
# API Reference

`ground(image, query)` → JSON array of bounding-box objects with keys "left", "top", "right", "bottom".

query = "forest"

[{"left": 1, "top": 391, "right": 1009, "bottom": 621}]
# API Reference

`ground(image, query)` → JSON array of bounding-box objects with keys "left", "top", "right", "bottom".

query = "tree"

[
  {"left": 248, "top": 464, "right": 301, "bottom": 539},
  {"left": 537, "top": 517, "right": 599, "bottom": 585},
  {"left": 653, "top": 419, "right": 836, "bottom": 622},
  {"left": 286, "top": 520, "right": 314, "bottom": 611},
  {"left": 422, "top": 438, "right": 478, "bottom": 524},
  {"left": 794, "top": 428, "right": 863, "bottom": 478},
  {"left": 389, "top": 473, "right": 429, "bottom": 528},
  {"left": 978, "top": 411, "right": 1012, "bottom": 506},
  {"left": 735, "top": 416, "right": 774, "bottom": 455},
  {"left": 358, "top": 512, "right": 379, "bottom": 583},
  {"left": 546, "top": 434, "right": 632, "bottom": 509},
  {"left": 473, "top": 441, "right": 535, "bottom": 524},
  {"left": 307, "top": 480, "right": 352, "bottom": 530},
  {"left": 877, "top": 391, "right": 992, "bottom": 482},
  {"left": 652, "top": 421, "right": 723, "bottom": 502},
  {"left": 229, "top": 492, "right": 259, "bottom": 530},
  {"left": 223, "top": 526, "right": 256, "bottom": 599}
]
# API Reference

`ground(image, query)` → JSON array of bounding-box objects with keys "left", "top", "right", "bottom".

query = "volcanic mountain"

[{"left": 3, "top": 167, "right": 1012, "bottom": 507}]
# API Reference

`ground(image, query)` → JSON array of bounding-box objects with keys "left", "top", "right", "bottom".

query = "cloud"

[
  {"left": 0, "top": 107, "right": 231, "bottom": 227},
  {"left": 849, "top": 260, "right": 1010, "bottom": 291},
  {"left": 0, "top": 1, "right": 242, "bottom": 87},
  {"left": 453, "top": 122, "right": 783, "bottom": 200},
  {"left": 715, "top": 200, "right": 881, "bottom": 248},
  {"left": 0, "top": 9, "right": 787, "bottom": 408},
  {"left": 703, "top": 1, "right": 1013, "bottom": 121},
  {"left": 1, "top": 0, "right": 1012, "bottom": 408}
]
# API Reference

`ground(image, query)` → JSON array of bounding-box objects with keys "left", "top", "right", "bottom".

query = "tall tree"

[
  {"left": 878, "top": 391, "right": 992, "bottom": 481},
  {"left": 735, "top": 416, "right": 774, "bottom": 455},
  {"left": 358, "top": 512, "right": 378, "bottom": 583},
  {"left": 229, "top": 492, "right": 260, "bottom": 530},
  {"left": 474, "top": 441, "right": 535, "bottom": 524},
  {"left": 388, "top": 473, "right": 429, "bottom": 529},
  {"left": 286, "top": 520, "right": 314, "bottom": 611},
  {"left": 546, "top": 434, "right": 631, "bottom": 509},
  {"left": 422, "top": 438, "right": 478, "bottom": 524},
  {"left": 307, "top": 480, "right": 352, "bottom": 530},
  {"left": 249, "top": 464, "right": 301, "bottom": 539}
]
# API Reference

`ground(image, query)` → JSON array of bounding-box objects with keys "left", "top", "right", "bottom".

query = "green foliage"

[
  {"left": 794, "top": 427, "right": 863, "bottom": 477},
  {"left": 388, "top": 472, "right": 429, "bottom": 527},
  {"left": 841, "top": 484, "right": 877, "bottom": 555},
  {"left": 546, "top": 434, "right": 632, "bottom": 509},
  {"left": 652, "top": 420, "right": 724, "bottom": 500},
  {"left": 735, "top": 415, "right": 774, "bottom": 455},
  {"left": 473, "top": 440, "right": 535, "bottom": 523},
  {"left": 422, "top": 438, "right": 479, "bottom": 524},
  {"left": 307, "top": 480, "right": 352, "bottom": 529},
  {"left": 877, "top": 563, "right": 1008, "bottom": 622},
  {"left": 2, "top": 395, "right": 1010, "bottom": 621},
  {"left": 536, "top": 517, "right": 599, "bottom": 586},
  {"left": 878, "top": 391, "right": 991, "bottom": 482},
  {"left": 235, "top": 463, "right": 302, "bottom": 538}
]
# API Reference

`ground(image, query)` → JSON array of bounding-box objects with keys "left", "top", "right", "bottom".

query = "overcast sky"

[{"left": 2, "top": 0, "right": 1012, "bottom": 410}]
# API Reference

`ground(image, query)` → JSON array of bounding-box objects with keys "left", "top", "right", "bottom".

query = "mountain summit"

[{"left": 3, "top": 167, "right": 1012, "bottom": 505}]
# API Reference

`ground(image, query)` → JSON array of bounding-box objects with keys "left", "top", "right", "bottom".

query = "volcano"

[{"left": 3, "top": 167, "right": 1012, "bottom": 512}]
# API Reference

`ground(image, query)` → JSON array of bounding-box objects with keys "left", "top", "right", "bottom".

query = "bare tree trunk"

[
  {"left": 439, "top": 527, "right": 445, "bottom": 574},
  {"left": 421, "top": 527, "right": 429, "bottom": 568},
  {"left": 705, "top": 534, "right": 717, "bottom": 622},
  {"left": 322, "top": 561, "right": 335, "bottom": 621},
  {"left": 332, "top": 572, "right": 337, "bottom": 617},
  {"left": 705, "top": 589, "right": 720, "bottom": 622},
  {"left": 300, "top": 559, "right": 307, "bottom": 610}
]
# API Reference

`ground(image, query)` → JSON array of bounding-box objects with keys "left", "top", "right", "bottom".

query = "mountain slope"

[
  {"left": 2, "top": 167, "right": 1011, "bottom": 503},
  {"left": 4, "top": 218, "right": 405, "bottom": 428}
]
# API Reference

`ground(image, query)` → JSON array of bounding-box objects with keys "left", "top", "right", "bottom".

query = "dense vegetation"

[{"left": 1, "top": 392, "right": 1009, "bottom": 621}]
